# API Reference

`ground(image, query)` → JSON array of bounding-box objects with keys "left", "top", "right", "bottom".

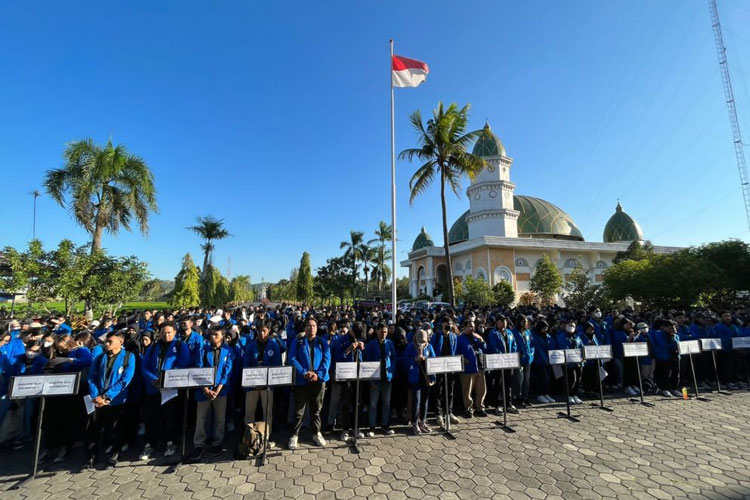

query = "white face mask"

[
  {"left": 565, "top": 326, "right": 576, "bottom": 333},
  {"left": 593, "top": 312, "right": 602, "bottom": 319}
]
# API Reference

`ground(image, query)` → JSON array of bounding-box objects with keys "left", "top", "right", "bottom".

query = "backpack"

[{"left": 235, "top": 422, "right": 268, "bottom": 459}]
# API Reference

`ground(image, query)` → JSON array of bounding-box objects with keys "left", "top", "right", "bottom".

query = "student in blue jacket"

[
  {"left": 652, "top": 320, "right": 682, "bottom": 397},
  {"left": 243, "top": 320, "right": 283, "bottom": 433},
  {"left": 288, "top": 317, "right": 330, "bottom": 450},
  {"left": 405, "top": 328, "right": 435, "bottom": 435},
  {"left": 429, "top": 317, "right": 459, "bottom": 427},
  {"left": 456, "top": 319, "right": 488, "bottom": 418},
  {"left": 140, "top": 322, "right": 189, "bottom": 461},
  {"left": 188, "top": 327, "right": 233, "bottom": 459},
  {"left": 82, "top": 330, "right": 135, "bottom": 469},
  {"left": 364, "top": 323, "right": 396, "bottom": 436}
]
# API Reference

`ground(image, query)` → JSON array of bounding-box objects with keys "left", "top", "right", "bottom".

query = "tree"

[
  {"left": 400, "top": 102, "right": 485, "bottom": 306},
  {"left": 562, "top": 265, "right": 600, "bottom": 311},
  {"left": 187, "top": 216, "right": 232, "bottom": 273},
  {"left": 340, "top": 230, "right": 364, "bottom": 299},
  {"left": 44, "top": 138, "right": 158, "bottom": 253},
  {"left": 461, "top": 277, "right": 494, "bottom": 307},
  {"left": 171, "top": 253, "right": 201, "bottom": 308},
  {"left": 229, "top": 275, "right": 254, "bottom": 305},
  {"left": 492, "top": 281, "right": 516, "bottom": 307},
  {"left": 296, "top": 252, "right": 314, "bottom": 303},
  {"left": 368, "top": 221, "right": 393, "bottom": 295},
  {"left": 530, "top": 254, "right": 563, "bottom": 305}
]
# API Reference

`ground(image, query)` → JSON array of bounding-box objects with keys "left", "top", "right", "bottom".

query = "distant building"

[{"left": 401, "top": 122, "right": 680, "bottom": 302}]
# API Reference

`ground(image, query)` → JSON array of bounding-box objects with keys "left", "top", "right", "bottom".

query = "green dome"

[
  {"left": 603, "top": 203, "right": 643, "bottom": 243},
  {"left": 412, "top": 226, "right": 435, "bottom": 251},
  {"left": 447, "top": 195, "right": 584, "bottom": 244},
  {"left": 472, "top": 121, "right": 507, "bottom": 158}
]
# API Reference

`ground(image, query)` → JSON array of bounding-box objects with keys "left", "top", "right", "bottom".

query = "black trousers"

[
  {"left": 143, "top": 392, "right": 183, "bottom": 447},
  {"left": 292, "top": 382, "right": 325, "bottom": 437},
  {"left": 85, "top": 404, "right": 124, "bottom": 458}
]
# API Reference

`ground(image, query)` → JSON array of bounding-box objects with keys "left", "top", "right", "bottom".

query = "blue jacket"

[
  {"left": 88, "top": 350, "right": 135, "bottom": 406},
  {"left": 364, "top": 338, "right": 396, "bottom": 382},
  {"left": 487, "top": 328, "right": 516, "bottom": 354},
  {"left": 429, "top": 332, "right": 457, "bottom": 356},
  {"left": 288, "top": 335, "right": 330, "bottom": 385},
  {"left": 714, "top": 322, "right": 739, "bottom": 351},
  {"left": 456, "top": 334, "right": 486, "bottom": 374},
  {"left": 530, "top": 332, "right": 552, "bottom": 365},
  {"left": 651, "top": 330, "right": 680, "bottom": 361},
  {"left": 405, "top": 343, "right": 436, "bottom": 385},
  {"left": 191, "top": 344, "right": 233, "bottom": 400},
  {"left": 142, "top": 339, "right": 189, "bottom": 394},
  {"left": 512, "top": 328, "right": 534, "bottom": 366}
]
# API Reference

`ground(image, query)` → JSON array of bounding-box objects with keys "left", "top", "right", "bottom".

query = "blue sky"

[{"left": 2, "top": 1, "right": 750, "bottom": 282}]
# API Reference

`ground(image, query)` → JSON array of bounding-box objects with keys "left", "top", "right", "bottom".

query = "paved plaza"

[{"left": 2, "top": 391, "right": 750, "bottom": 500}]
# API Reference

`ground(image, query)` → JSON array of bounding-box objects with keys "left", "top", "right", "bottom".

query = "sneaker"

[
  {"left": 449, "top": 414, "right": 461, "bottom": 424},
  {"left": 312, "top": 433, "right": 327, "bottom": 447},
  {"left": 140, "top": 443, "right": 154, "bottom": 461},
  {"left": 340, "top": 431, "right": 350, "bottom": 442},
  {"left": 418, "top": 421, "right": 432, "bottom": 434},
  {"left": 411, "top": 422, "right": 421, "bottom": 435},
  {"left": 670, "top": 390, "right": 682, "bottom": 398},
  {"left": 366, "top": 429, "right": 375, "bottom": 438},
  {"left": 536, "top": 395, "right": 549, "bottom": 404},
  {"left": 288, "top": 435, "right": 298, "bottom": 450},
  {"left": 660, "top": 390, "right": 673, "bottom": 398},
  {"left": 435, "top": 415, "right": 445, "bottom": 427},
  {"left": 53, "top": 446, "right": 70, "bottom": 463},
  {"left": 383, "top": 428, "right": 395, "bottom": 436},
  {"left": 107, "top": 452, "right": 119, "bottom": 467},
  {"left": 573, "top": 396, "right": 583, "bottom": 404},
  {"left": 164, "top": 441, "right": 177, "bottom": 458},
  {"left": 544, "top": 395, "right": 556, "bottom": 403}
]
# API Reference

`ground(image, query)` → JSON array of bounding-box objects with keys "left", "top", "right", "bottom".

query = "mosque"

[{"left": 402, "top": 122, "right": 680, "bottom": 302}]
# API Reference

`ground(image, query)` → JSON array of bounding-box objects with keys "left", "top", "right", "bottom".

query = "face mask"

[
  {"left": 565, "top": 326, "right": 575, "bottom": 333},
  {"left": 593, "top": 312, "right": 602, "bottom": 319},
  {"left": 26, "top": 351, "right": 40, "bottom": 359}
]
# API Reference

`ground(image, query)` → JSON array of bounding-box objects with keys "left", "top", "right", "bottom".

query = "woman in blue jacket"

[{"left": 405, "top": 329, "right": 435, "bottom": 435}]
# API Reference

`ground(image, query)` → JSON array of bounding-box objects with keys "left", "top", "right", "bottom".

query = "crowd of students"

[{"left": 0, "top": 303, "right": 748, "bottom": 470}]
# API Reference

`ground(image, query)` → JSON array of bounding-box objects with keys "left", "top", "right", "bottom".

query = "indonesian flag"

[{"left": 392, "top": 55, "right": 429, "bottom": 88}]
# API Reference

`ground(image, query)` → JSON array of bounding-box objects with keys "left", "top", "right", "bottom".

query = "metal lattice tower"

[{"left": 708, "top": 0, "right": 750, "bottom": 230}]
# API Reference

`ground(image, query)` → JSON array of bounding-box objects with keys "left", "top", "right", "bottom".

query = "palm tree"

[
  {"left": 187, "top": 216, "right": 232, "bottom": 272},
  {"left": 399, "top": 102, "right": 485, "bottom": 305},
  {"left": 44, "top": 138, "right": 158, "bottom": 253},
  {"left": 340, "top": 230, "right": 364, "bottom": 299},
  {"left": 368, "top": 221, "right": 392, "bottom": 295}
]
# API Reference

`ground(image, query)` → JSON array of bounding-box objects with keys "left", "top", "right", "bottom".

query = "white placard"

[
  {"left": 623, "top": 342, "right": 649, "bottom": 358},
  {"left": 268, "top": 366, "right": 294, "bottom": 386},
  {"left": 583, "top": 345, "right": 613, "bottom": 360},
  {"left": 9, "top": 373, "right": 79, "bottom": 399},
  {"left": 733, "top": 337, "right": 750, "bottom": 349},
  {"left": 485, "top": 352, "right": 521, "bottom": 370},
  {"left": 358, "top": 361, "right": 381, "bottom": 380},
  {"left": 701, "top": 338, "right": 722, "bottom": 351},
  {"left": 335, "top": 362, "right": 358, "bottom": 381},
  {"left": 242, "top": 367, "right": 268, "bottom": 388},
  {"left": 549, "top": 350, "right": 565, "bottom": 365},
  {"left": 162, "top": 368, "right": 215, "bottom": 388},
  {"left": 426, "top": 355, "right": 464, "bottom": 374},
  {"left": 679, "top": 340, "right": 701, "bottom": 355}
]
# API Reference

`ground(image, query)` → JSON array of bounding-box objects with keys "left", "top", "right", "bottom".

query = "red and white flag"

[{"left": 392, "top": 55, "right": 429, "bottom": 88}]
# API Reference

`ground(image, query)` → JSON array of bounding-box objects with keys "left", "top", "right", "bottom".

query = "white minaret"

[{"left": 466, "top": 122, "right": 519, "bottom": 239}]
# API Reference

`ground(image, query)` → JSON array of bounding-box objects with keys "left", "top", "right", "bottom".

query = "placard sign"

[
  {"left": 268, "top": 366, "right": 294, "bottom": 386},
  {"left": 485, "top": 352, "right": 521, "bottom": 370},
  {"left": 701, "top": 338, "right": 722, "bottom": 351},
  {"left": 678, "top": 340, "right": 701, "bottom": 355},
  {"left": 242, "top": 367, "right": 268, "bottom": 388},
  {"left": 426, "top": 355, "right": 464, "bottom": 375},
  {"left": 162, "top": 368, "right": 216, "bottom": 389},
  {"left": 335, "top": 362, "right": 358, "bottom": 381},
  {"left": 733, "top": 337, "right": 750, "bottom": 349},
  {"left": 358, "top": 361, "right": 381, "bottom": 380},
  {"left": 583, "top": 345, "right": 613, "bottom": 360},
  {"left": 623, "top": 342, "right": 649, "bottom": 357},
  {"left": 9, "top": 373, "right": 79, "bottom": 399}
]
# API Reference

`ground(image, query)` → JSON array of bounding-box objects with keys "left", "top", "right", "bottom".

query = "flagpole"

[{"left": 389, "top": 39, "right": 398, "bottom": 323}]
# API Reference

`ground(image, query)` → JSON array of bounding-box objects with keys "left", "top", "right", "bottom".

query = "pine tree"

[
  {"left": 170, "top": 253, "right": 201, "bottom": 308},
  {"left": 530, "top": 254, "right": 563, "bottom": 305},
  {"left": 296, "top": 252, "right": 314, "bottom": 303}
]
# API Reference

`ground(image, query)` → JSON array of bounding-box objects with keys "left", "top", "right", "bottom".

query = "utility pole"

[
  {"left": 29, "top": 190, "right": 40, "bottom": 240},
  {"left": 708, "top": 0, "right": 750, "bottom": 230}
]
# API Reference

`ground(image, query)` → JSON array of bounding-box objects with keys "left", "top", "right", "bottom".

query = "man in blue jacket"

[
  {"left": 189, "top": 327, "right": 233, "bottom": 459},
  {"left": 82, "top": 330, "right": 135, "bottom": 469},
  {"left": 364, "top": 323, "right": 396, "bottom": 436},
  {"left": 429, "top": 317, "right": 459, "bottom": 427},
  {"left": 140, "top": 322, "right": 189, "bottom": 460},
  {"left": 288, "top": 317, "right": 330, "bottom": 450}
]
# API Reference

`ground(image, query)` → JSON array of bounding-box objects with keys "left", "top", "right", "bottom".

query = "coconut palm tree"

[
  {"left": 44, "top": 138, "right": 158, "bottom": 253},
  {"left": 187, "top": 216, "right": 232, "bottom": 272},
  {"left": 399, "top": 102, "right": 485, "bottom": 305},
  {"left": 340, "top": 230, "right": 364, "bottom": 299},
  {"left": 368, "top": 221, "right": 392, "bottom": 295}
]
